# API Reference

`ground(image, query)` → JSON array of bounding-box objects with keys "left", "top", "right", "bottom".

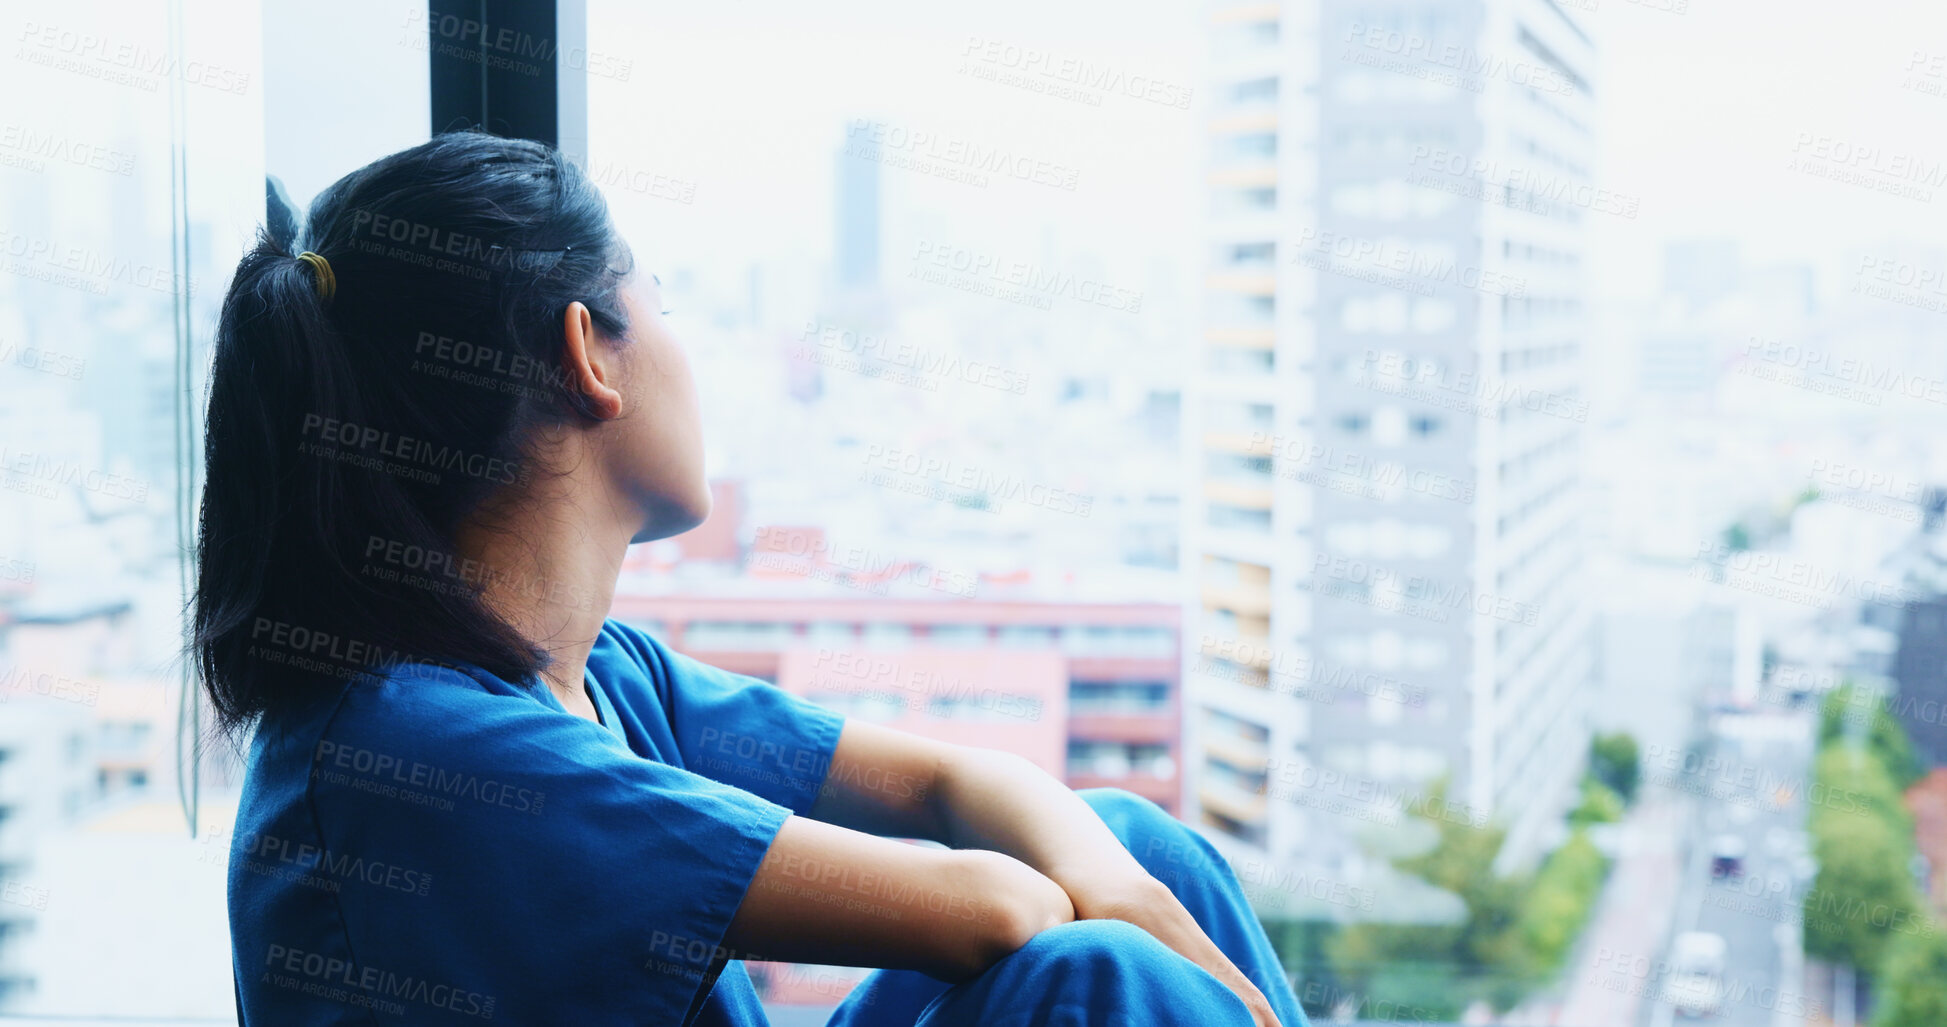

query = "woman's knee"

[
  {"left": 927, "top": 920, "right": 1255, "bottom": 1026},
  {"left": 1016, "top": 918, "right": 1177, "bottom": 972}
]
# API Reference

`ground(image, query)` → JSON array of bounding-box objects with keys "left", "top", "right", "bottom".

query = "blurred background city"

[{"left": 4, "top": 0, "right": 1947, "bottom": 1023}]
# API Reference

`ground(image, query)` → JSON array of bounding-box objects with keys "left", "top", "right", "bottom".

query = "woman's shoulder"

[
  {"left": 337, "top": 658, "right": 573, "bottom": 746},
  {"left": 244, "top": 662, "right": 492, "bottom": 771},
  {"left": 589, "top": 615, "right": 685, "bottom": 704},
  {"left": 592, "top": 616, "right": 670, "bottom": 672}
]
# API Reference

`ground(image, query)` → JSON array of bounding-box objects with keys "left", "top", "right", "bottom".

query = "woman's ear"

[{"left": 561, "top": 300, "right": 624, "bottom": 419}]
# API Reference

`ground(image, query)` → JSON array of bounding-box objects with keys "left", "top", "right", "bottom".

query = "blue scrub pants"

[{"left": 823, "top": 788, "right": 1311, "bottom": 1027}]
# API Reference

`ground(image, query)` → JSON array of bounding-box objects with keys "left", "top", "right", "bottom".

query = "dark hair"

[{"left": 192, "top": 130, "right": 635, "bottom": 741}]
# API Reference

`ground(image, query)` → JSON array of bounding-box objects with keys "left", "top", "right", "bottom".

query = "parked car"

[
  {"left": 1667, "top": 931, "right": 1727, "bottom": 1018},
  {"left": 1710, "top": 833, "right": 1747, "bottom": 879}
]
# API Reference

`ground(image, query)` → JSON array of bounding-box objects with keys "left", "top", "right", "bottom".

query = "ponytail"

[{"left": 192, "top": 130, "right": 633, "bottom": 742}]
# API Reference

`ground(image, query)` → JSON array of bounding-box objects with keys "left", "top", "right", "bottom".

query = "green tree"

[
  {"left": 1806, "top": 745, "right": 1912, "bottom": 842},
  {"left": 1324, "top": 924, "right": 1465, "bottom": 1022},
  {"left": 1322, "top": 781, "right": 1534, "bottom": 1014},
  {"left": 1568, "top": 778, "right": 1625, "bottom": 826},
  {"left": 1802, "top": 821, "right": 1924, "bottom": 972},
  {"left": 1819, "top": 682, "right": 1863, "bottom": 744},
  {"left": 1588, "top": 733, "right": 1641, "bottom": 804},
  {"left": 1395, "top": 795, "right": 1534, "bottom": 985},
  {"left": 1518, "top": 829, "right": 1608, "bottom": 972},
  {"left": 1817, "top": 683, "right": 1924, "bottom": 788},
  {"left": 1868, "top": 705, "right": 1926, "bottom": 790},
  {"left": 1802, "top": 689, "right": 1935, "bottom": 980},
  {"left": 1870, "top": 928, "right": 1947, "bottom": 1027}
]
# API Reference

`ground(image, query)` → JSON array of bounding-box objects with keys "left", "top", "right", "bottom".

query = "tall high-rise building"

[
  {"left": 1661, "top": 239, "right": 1742, "bottom": 312},
  {"left": 1187, "top": 0, "right": 1598, "bottom": 885},
  {"left": 833, "top": 126, "right": 881, "bottom": 292}
]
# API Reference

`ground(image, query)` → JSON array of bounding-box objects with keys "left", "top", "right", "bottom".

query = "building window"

[
  {"left": 925, "top": 625, "right": 990, "bottom": 647},
  {"left": 1208, "top": 504, "right": 1273, "bottom": 532},
  {"left": 1411, "top": 297, "right": 1456, "bottom": 333},
  {"left": 1406, "top": 637, "right": 1449, "bottom": 669},
  {"left": 805, "top": 621, "right": 857, "bottom": 647},
  {"left": 1231, "top": 77, "right": 1278, "bottom": 103},
  {"left": 804, "top": 691, "right": 908, "bottom": 722},
  {"left": 1070, "top": 681, "right": 1171, "bottom": 714},
  {"left": 1070, "top": 741, "right": 1175, "bottom": 778},
  {"left": 685, "top": 621, "right": 794, "bottom": 650},
  {"left": 928, "top": 693, "right": 1044, "bottom": 721},
  {"left": 1341, "top": 293, "right": 1408, "bottom": 333},
  {"left": 1373, "top": 405, "right": 1408, "bottom": 446},
  {"left": 997, "top": 625, "right": 1058, "bottom": 648},
  {"left": 1223, "top": 241, "right": 1276, "bottom": 267},
  {"left": 1217, "top": 133, "right": 1277, "bottom": 160},
  {"left": 861, "top": 623, "right": 913, "bottom": 649},
  {"left": 1206, "top": 347, "right": 1275, "bottom": 375}
]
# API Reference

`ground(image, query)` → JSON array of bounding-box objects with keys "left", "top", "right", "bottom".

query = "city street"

[
  {"left": 1544, "top": 797, "right": 1685, "bottom": 1027},
  {"left": 1640, "top": 710, "right": 1818, "bottom": 1027}
]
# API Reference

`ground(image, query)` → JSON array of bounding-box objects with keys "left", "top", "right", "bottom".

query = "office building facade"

[{"left": 1189, "top": 0, "right": 1597, "bottom": 882}]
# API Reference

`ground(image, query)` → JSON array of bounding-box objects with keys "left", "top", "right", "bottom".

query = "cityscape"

[{"left": 5, "top": 0, "right": 1947, "bottom": 1024}]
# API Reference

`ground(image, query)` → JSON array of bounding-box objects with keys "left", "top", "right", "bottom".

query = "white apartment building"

[{"left": 1187, "top": 0, "right": 1599, "bottom": 893}]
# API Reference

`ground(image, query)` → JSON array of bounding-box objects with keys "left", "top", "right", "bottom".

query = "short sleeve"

[
  {"left": 308, "top": 677, "right": 794, "bottom": 1025},
  {"left": 609, "top": 620, "right": 845, "bottom": 816}
]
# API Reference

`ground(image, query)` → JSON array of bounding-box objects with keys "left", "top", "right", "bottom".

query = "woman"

[{"left": 195, "top": 131, "right": 1307, "bottom": 1027}]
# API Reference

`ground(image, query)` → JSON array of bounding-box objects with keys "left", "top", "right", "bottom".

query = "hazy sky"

[
  {"left": 10, "top": 0, "right": 1947, "bottom": 304},
  {"left": 586, "top": 0, "right": 1947, "bottom": 304},
  {"left": 1585, "top": 0, "right": 1947, "bottom": 299}
]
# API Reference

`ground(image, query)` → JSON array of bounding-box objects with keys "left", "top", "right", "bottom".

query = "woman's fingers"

[
  {"left": 1213, "top": 960, "right": 1280, "bottom": 1027},
  {"left": 1071, "top": 877, "right": 1280, "bottom": 1026}
]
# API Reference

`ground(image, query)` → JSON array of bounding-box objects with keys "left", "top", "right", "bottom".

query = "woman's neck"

[{"left": 452, "top": 476, "right": 632, "bottom": 707}]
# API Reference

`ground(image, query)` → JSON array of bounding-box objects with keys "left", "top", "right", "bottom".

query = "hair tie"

[{"left": 295, "top": 251, "right": 336, "bottom": 305}]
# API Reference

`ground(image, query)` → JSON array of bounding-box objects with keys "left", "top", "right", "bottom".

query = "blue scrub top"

[{"left": 227, "top": 617, "right": 846, "bottom": 1026}]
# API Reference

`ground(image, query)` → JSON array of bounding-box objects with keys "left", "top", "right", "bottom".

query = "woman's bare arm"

[
  {"left": 801, "top": 718, "right": 1281, "bottom": 1026},
  {"left": 722, "top": 813, "right": 1074, "bottom": 982}
]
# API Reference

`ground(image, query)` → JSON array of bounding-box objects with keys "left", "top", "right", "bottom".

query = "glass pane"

[{"left": 3, "top": 0, "right": 263, "bottom": 1020}]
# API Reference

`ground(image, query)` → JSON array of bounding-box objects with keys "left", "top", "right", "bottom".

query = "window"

[
  {"left": 1070, "top": 681, "right": 1171, "bottom": 714},
  {"left": 1342, "top": 293, "right": 1409, "bottom": 333},
  {"left": 929, "top": 693, "right": 1045, "bottom": 721},
  {"left": 996, "top": 626, "right": 1057, "bottom": 649},
  {"left": 925, "top": 625, "right": 990, "bottom": 647},
  {"left": 1329, "top": 180, "right": 1454, "bottom": 220},
  {"left": 1231, "top": 77, "right": 1279, "bottom": 104},
  {"left": 860, "top": 623, "right": 913, "bottom": 649},
  {"left": 1208, "top": 451, "right": 1274, "bottom": 483},
  {"left": 685, "top": 621, "right": 794, "bottom": 650},
  {"left": 1217, "top": 133, "right": 1277, "bottom": 161},
  {"left": 1215, "top": 186, "right": 1278, "bottom": 215},
  {"left": 36, "top": 0, "right": 1891, "bottom": 1020},
  {"left": 1207, "top": 348, "right": 1275, "bottom": 374},
  {"left": 1407, "top": 637, "right": 1449, "bottom": 669},
  {"left": 1373, "top": 405, "right": 1408, "bottom": 446},
  {"left": 1205, "top": 400, "right": 1276, "bottom": 434},
  {"left": 1208, "top": 504, "right": 1273, "bottom": 531},
  {"left": 1070, "top": 741, "right": 1175, "bottom": 778},
  {"left": 1412, "top": 298, "right": 1457, "bottom": 333},
  {"left": 806, "top": 621, "right": 858, "bottom": 647},
  {"left": 806, "top": 690, "right": 909, "bottom": 722},
  {"left": 1224, "top": 241, "right": 1276, "bottom": 267}
]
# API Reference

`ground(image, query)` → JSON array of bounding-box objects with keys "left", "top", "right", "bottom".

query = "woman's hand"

[
  {"left": 1068, "top": 871, "right": 1283, "bottom": 1027},
  {"left": 803, "top": 732, "right": 1283, "bottom": 1021}
]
